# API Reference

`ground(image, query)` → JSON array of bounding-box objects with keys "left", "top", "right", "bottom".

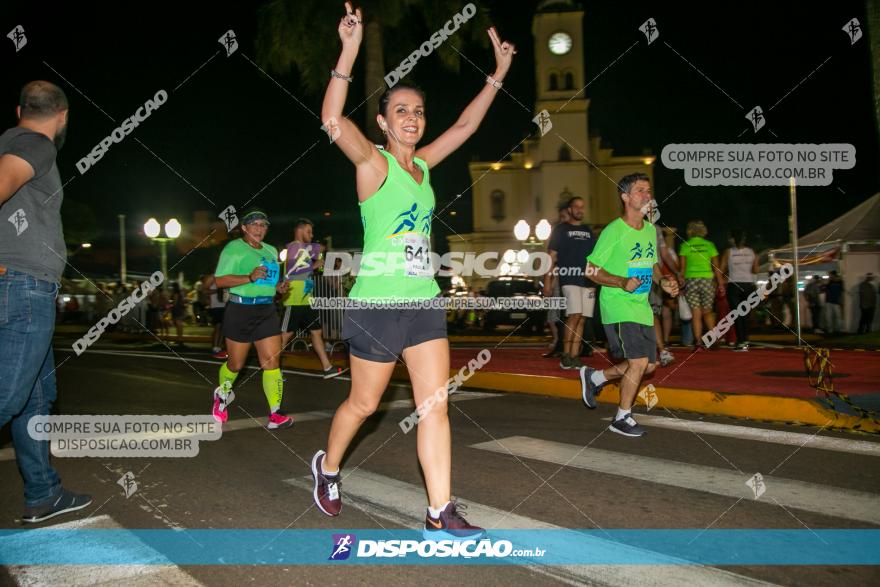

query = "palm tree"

[{"left": 256, "top": 0, "right": 490, "bottom": 142}]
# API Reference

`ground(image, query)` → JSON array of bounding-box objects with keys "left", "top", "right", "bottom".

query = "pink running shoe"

[
  {"left": 267, "top": 411, "right": 294, "bottom": 430},
  {"left": 211, "top": 386, "right": 235, "bottom": 424}
]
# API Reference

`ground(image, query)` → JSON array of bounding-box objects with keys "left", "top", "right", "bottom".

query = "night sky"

[{"left": 2, "top": 1, "right": 877, "bottom": 280}]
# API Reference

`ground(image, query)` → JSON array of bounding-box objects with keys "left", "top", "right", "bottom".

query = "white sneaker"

[{"left": 659, "top": 349, "right": 675, "bottom": 367}]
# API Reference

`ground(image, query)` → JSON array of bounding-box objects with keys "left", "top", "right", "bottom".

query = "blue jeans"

[{"left": 0, "top": 269, "right": 62, "bottom": 506}]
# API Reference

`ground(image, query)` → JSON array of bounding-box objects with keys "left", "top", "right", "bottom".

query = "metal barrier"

[{"left": 316, "top": 271, "right": 348, "bottom": 355}]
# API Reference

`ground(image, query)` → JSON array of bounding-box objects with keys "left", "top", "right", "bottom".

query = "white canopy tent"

[{"left": 767, "top": 193, "right": 880, "bottom": 332}]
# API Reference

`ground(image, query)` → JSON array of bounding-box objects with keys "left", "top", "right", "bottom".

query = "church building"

[{"left": 447, "top": 0, "right": 655, "bottom": 288}]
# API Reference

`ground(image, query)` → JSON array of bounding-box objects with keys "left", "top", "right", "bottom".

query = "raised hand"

[
  {"left": 338, "top": 2, "right": 363, "bottom": 48},
  {"left": 488, "top": 27, "right": 515, "bottom": 79}
]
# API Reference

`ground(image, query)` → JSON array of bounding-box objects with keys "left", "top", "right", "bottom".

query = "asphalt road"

[{"left": 1, "top": 342, "right": 878, "bottom": 586}]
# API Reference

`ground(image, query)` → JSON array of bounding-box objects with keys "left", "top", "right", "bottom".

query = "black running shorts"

[
  {"left": 222, "top": 302, "right": 281, "bottom": 343},
  {"left": 342, "top": 305, "right": 447, "bottom": 363},
  {"left": 603, "top": 322, "right": 657, "bottom": 363}
]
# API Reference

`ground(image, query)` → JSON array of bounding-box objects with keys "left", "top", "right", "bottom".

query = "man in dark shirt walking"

[
  {"left": 544, "top": 196, "right": 596, "bottom": 369},
  {"left": 0, "top": 81, "right": 92, "bottom": 522}
]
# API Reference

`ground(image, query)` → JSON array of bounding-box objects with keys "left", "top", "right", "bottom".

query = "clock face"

[{"left": 548, "top": 32, "right": 572, "bottom": 55}]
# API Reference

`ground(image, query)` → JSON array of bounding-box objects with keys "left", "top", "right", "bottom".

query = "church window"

[{"left": 490, "top": 190, "right": 506, "bottom": 222}]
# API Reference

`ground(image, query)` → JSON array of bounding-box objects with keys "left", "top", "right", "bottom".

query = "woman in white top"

[{"left": 720, "top": 228, "right": 759, "bottom": 351}]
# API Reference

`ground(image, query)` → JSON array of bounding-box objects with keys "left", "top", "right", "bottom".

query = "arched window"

[
  {"left": 563, "top": 71, "right": 575, "bottom": 90},
  {"left": 490, "top": 190, "right": 506, "bottom": 222},
  {"left": 548, "top": 72, "right": 559, "bottom": 91},
  {"left": 558, "top": 146, "right": 571, "bottom": 161}
]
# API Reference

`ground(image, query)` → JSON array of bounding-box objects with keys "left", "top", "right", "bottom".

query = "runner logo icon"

[{"left": 329, "top": 533, "right": 356, "bottom": 560}]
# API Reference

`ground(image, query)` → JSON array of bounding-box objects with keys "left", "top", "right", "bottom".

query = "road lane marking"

[
  {"left": 55, "top": 347, "right": 354, "bottom": 381},
  {"left": 0, "top": 369, "right": 497, "bottom": 462},
  {"left": 284, "top": 469, "right": 775, "bottom": 586},
  {"left": 3, "top": 514, "right": 202, "bottom": 586},
  {"left": 600, "top": 414, "right": 880, "bottom": 456},
  {"left": 471, "top": 436, "right": 880, "bottom": 525}
]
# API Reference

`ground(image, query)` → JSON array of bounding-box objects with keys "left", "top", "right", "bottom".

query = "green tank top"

[{"left": 349, "top": 149, "right": 440, "bottom": 301}]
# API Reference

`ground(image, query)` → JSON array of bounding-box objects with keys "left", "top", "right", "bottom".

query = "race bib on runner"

[
  {"left": 403, "top": 233, "right": 432, "bottom": 278},
  {"left": 627, "top": 267, "right": 652, "bottom": 294},
  {"left": 254, "top": 260, "right": 280, "bottom": 287}
]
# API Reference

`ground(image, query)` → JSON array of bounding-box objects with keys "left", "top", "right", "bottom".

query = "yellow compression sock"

[
  {"left": 262, "top": 368, "right": 284, "bottom": 412},
  {"left": 218, "top": 362, "right": 239, "bottom": 397}
]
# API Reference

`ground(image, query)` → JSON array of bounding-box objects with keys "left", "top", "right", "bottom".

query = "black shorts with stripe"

[
  {"left": 603, "top": 322, "right": 657, "bottom": 363},
  {"left": 342, "top": 305, "right": 446, "bottom": 363},
  {"left": 222, "top": 302, "right": 280, "bottom": 343}
]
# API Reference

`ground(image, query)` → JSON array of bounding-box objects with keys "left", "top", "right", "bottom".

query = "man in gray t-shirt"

[
  {"left": 0, "top": 80, "right": 91, "bottom": 522},
  {"left": 0, "top": 125, "right": 66, "bottom": 280}
]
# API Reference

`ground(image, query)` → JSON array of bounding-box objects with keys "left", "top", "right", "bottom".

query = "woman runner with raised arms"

[{"left": 310, "top": 2, "right": 515, "bottom": 540}]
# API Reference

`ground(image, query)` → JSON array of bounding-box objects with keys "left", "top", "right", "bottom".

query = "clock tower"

[
  {"left": 449, "top": 0, "right": 655, "bottom": 290},
  {"left": 532, "top": 1, "right": 592, "bottom": 219}
]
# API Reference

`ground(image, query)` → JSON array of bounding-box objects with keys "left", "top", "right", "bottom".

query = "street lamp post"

[
  {"left": 514, "top": 218, "right": 552, "bottom": 250},
  {"left": 508, "top": 218, "right": 552, "bottom": 275},
  {"left": 119, "top": 214, "right": 127, "bottom": 284},
  {"left": 144, "top": 217, "right": 181, "bottom": 278}
]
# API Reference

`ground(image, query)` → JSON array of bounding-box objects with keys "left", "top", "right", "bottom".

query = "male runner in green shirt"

[{"left": 581, "top": 173, "right": 679, "bottom": 437}]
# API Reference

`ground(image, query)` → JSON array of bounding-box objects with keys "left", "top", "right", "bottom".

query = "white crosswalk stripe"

[
  {"left": 601, "top": 414, "right": 880, "bottom": 456},
  {"left": 284, "top": 469, "right": 776, "bottom": 586},
  {"left": 0, "top": 392, "right": 499, "bottom": 462},
  {"left": 4, "top": 515, "right": 202, "bottom": 586},
  {"left": 471, "top": 436, "right": 880, "bottom": 525}
]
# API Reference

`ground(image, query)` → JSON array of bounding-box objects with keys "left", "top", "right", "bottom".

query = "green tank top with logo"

[
  {"left": 348, "top": 149, "right": 440, "bottom": 301},
  {"left": 215, "top": 238, "right": 279, "bottom": 298}
]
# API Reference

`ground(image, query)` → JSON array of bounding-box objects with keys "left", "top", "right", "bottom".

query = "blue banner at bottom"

[{"left": 0, "top": 529, "right": 878, "bottom": 565}]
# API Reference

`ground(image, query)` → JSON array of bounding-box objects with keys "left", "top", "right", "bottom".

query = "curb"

[
  {"left": 279, "top": 354, "right": 880, "bottom": 435},
  {"left": 56, "top": 330, "right": 876, "bottom": 434}
]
